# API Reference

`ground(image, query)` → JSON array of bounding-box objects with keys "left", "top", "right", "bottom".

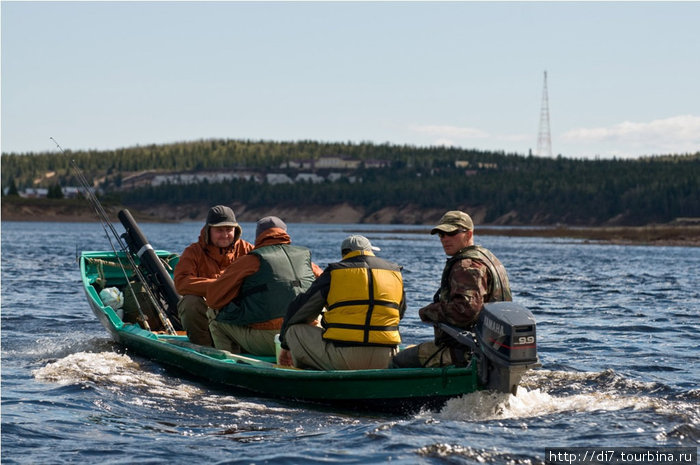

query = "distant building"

[
  {"left": 281, "top": 159, "right": 314, "bottom": 169},
  {"left": 62, "top": 186, "right": 83, "bottom": 198},
  {"left": 316, "top": 156, "right": 361, "bottom": 170},
  {"left": 151, "top": 171, "right": 258, "bottom": 186},
  {"left": 364, "top": 159, "right": 390, "bottom": 168},
  {"left": 281, "top": 156, "right": 388, "bottom": 171},
  {"left": 21, "top": 188, "right": 49, "bottom": 198},
  {"left": 295, "top": 173, "right": 325, "bottom": 184},
  {"left": 266, "top": 173, "right": 294, "bottom": 185},
  {"left": 121, "top": 170, "right": 157, "bottom": 188}
]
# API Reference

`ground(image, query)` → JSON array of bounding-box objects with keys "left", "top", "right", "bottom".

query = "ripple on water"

[{"left": 2, "top": 222, "right": 699, "bottom": 463}]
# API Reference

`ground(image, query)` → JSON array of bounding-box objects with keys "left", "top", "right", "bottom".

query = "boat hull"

[{"left": 80, "top": 251, "right": 480, "bottom": 413}]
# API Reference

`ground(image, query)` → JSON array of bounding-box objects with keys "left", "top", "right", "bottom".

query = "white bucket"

[{"left": 273, "top": 334, "right": 281, "bottom": 364}]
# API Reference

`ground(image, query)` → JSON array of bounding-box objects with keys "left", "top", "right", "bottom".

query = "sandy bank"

[{"left": 2, "top": 199, "right": 699, "bottom": 247}]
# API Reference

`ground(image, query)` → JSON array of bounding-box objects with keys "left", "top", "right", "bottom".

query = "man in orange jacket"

[
  {"left": 206, "top": 216, "right": 323, "bottom": 355},
  {"left": 174, "top": 206, "right": 253, "bottom": 346}
]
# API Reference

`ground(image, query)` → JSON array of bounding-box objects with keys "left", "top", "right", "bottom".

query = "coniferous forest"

[{"left": 2, "top": 139, "right": 698, "bottom": 226}]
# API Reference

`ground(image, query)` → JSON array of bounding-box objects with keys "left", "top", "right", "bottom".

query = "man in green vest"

[
  {"left": 206, "top": 216, "right": 322, "bottom": 355},
  {"left": 391, "top": 210, "right": 512, "bottom": 368},
  {"left": 278, "top": 235, "right": 406, "bottom": 370}
]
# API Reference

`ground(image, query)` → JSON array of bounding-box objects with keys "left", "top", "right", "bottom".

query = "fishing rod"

[
  {"left": 71, "top": 161, "right": 155, "bottom": 331},
  {"left": 53, "top": 138, "right": 177, "bottom": 334},
  {"left": 70, "top": 158, "right": 177, "bottom": 335}
]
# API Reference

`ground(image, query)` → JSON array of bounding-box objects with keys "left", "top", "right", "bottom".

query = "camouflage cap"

[{"left": 430, "top": 210, "right": 474, "bottom": 235}]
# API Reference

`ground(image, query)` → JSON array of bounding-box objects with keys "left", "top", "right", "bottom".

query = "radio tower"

[{"left": 536, "top": 71, "right": 552, "bottom": 157}]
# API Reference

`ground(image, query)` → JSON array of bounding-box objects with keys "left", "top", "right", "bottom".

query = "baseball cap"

[
  {"left": 430, "top": 210, "right": 474, "bottom": 235},
  {"left": 341, "top": 235, "right": 380, "bottom": 254}
]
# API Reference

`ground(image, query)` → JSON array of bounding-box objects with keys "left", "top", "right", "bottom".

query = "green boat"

[{"left": 78, "top": 210, "right": 539, "bottom": 413}]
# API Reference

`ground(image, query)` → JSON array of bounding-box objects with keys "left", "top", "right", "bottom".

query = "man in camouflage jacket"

[{"left": 391, "top": 210, "right": 512, "bottom": 368}]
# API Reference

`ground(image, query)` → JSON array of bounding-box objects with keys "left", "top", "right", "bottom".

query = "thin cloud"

[
  {"left": 432, "top": 138, "right": 457, "bottom": 147},
  {"left": 407, "top": 125, "right": 532, "bottom": 153},
  {"left": 410, "top": 125, "right": 490, "bottom": 139},
  {"left": 562, "top": 115, "right": 700, "bottom": 154}
]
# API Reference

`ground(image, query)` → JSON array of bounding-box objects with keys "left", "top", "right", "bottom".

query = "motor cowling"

[{"left": 474, "top": 302, "right": 540, "bottom": 394}]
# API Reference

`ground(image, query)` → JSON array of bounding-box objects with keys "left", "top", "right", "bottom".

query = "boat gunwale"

[{"left": 81, "top": 250, "right": 473, "bottom": 375}]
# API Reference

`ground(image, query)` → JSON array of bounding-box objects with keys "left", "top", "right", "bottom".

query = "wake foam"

[
  {"left": 32, "top": 351, "right": 300, "bottom": 415},
  {"left": 435, "top": 386, "right": 656, "bottom": 421},
  {"left": 431, "top": 369, "right": 687, "bottom": 422},
  {"left": 33, "top": 351, "right": 203, "bottom": 399}
]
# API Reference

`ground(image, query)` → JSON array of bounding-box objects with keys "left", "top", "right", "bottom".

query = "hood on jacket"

[
  {"left": 254, "top": 227, "right": 291, "bottom": 248},
  {"left": 200, "top": 223, "right": 242, "bottom": 249}
]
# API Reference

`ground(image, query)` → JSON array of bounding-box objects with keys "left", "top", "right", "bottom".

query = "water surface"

[{"left": 2, "top": 221, "right": 698, "bottom": 464}]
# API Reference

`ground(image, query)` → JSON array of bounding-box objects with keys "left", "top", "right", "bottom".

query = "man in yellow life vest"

[{"left": 278, "top": 235, "right": 406, "bottom": 370}]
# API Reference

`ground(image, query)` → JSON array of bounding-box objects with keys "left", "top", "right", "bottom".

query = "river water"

[{"left": 1, "top": 220, "right": 698, "bottom": 464}]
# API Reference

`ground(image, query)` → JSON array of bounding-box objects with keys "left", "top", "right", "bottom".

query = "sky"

[{"left": 2, "top": 1, "right": 699, "bottom": 159}]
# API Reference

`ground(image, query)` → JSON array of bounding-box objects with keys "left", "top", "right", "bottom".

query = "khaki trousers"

[
  {"left": 390, "top": 341, "right": 471, "bottom": 368},
  {"left": 207, "top": 308, "right": 277, "bottom": 356},
  {"left": 177, "top": 295, "right": 213, "bottom": 347},
  {"left": 285, "top": 324, "right": 398, "bottom": 370}
]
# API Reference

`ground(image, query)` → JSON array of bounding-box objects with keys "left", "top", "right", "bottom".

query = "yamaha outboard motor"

[{"left": 474, "top": 302, "right": 540, "bottom": 394}]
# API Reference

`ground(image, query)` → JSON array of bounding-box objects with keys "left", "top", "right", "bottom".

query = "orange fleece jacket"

[
  {"left": 174, "top": 225, "right": 254, "bottom": 297},
  {"left": 206, "top": 227, "right": 323, "bottom": 313}
]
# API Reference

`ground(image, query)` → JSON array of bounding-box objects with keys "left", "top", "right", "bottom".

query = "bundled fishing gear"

[
  {"left": 117, "top": 208, "right": 182, "bottom": 330},
  {"left": 56, "top": 138, "right": 181, "bottom": 334}
]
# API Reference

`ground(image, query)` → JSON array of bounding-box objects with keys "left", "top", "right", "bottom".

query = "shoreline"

[
  {"left": 347, "top": 225, "right": 700, "bottom": 247},
  {"left": 2, "top": 200, "right": 699, "bottom": 247}
]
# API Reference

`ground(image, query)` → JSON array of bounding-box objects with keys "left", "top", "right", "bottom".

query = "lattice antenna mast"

[{"left": 536, "top": 71, "right": 552, "bottom": 157}]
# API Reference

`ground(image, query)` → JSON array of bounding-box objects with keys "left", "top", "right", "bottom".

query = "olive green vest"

[
  {"left": 216, "top": 244, "right": 316, "bottom": 325},
  {"left": 439, "top": 245, "right": 512, "bottom": 303}
]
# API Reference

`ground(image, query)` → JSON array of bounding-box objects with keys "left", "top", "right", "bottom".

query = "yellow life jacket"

[{"left": 322, "top": 250, "right": 404, "bottom": 346}]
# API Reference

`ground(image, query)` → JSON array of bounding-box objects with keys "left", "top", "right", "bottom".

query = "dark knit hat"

[
  {"left": 255, "top": 216, "right": 287, "bottom": 238},
  {"left": 206, "top": 205, "right": 238, "bottom": 227}
]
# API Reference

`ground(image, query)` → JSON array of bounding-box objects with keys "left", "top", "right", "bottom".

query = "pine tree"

[
  {"left": 6, "top": 178, "right": 19, "bottom": 196},
  {"left": 47, "top": 184, "right": 64, "bottom": 199}
]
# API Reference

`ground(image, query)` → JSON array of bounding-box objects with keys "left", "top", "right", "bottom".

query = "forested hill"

[{"left": 2, "top": 139, "right": 699, "bottom": 226}]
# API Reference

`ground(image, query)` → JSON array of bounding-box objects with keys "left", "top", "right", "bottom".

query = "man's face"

[
  {"left": 209, "top": 226, "right": 236, "bottom": 248},
  {"left": 438, "top": 229, "right": 472, "bottom": 256}
]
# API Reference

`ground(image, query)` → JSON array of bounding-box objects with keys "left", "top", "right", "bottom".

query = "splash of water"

[
  {"left": 438, "top": 386, "right": 659, "bottom": 421},
  {"left": 33, "top": 351, "right": 203, "bottom": 399},
  {"left": 417, "top": 443, "right": 540, "bottom": 464},
  {"left": 433, "top": 369, "right": 675, "bottom": 422}
]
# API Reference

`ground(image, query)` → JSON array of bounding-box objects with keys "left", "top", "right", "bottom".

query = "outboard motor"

[{"left": 474, "top": 302, "right": 540, "bottom": 394}]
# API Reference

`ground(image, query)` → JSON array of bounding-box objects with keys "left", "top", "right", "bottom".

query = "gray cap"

[
  {"left": 341, "top": 235, "right": 380, "bottom": 254},
  {"left": 206, "top": 205, "right": 238, "bottom": 227},
  {"left": 430, "top": 210, "right": 474, "bottom": 235},
  {"left": 255, "top": 216, "right": 287, "bottom": 238}
]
